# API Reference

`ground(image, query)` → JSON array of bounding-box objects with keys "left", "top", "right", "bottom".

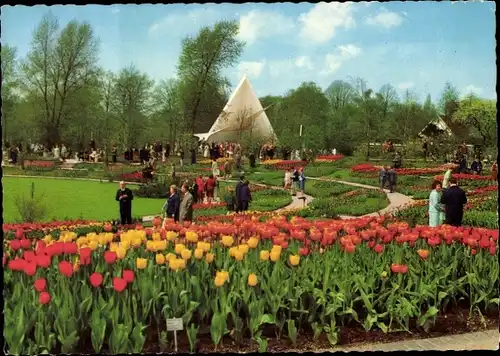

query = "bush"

[
  {"left": 14, "top": 182, "right": 47, "bottom": 222},
  {"left": 135, "top": 176, "right": 181, "bottom": 199}
]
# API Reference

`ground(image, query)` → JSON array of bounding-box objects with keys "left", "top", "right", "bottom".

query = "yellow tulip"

[
  {"left": 238, "top": 244, "right": 249, "bottom": 255},
  {"left": 146, "top": 240, "right": 156, "bottom": 252},
  {"left": 181, "top": 249, "right": 192, "bottom": 260},
  {"left": 76, "top": 237, "right": 88, "bottom": 246},
  {"left": 214, "top": 276, "right": 226, "bottom": 287},
  {"left": 88, "top": 240, "right": 98, "bottom": 251},
  {"left": 229, "top": 247, "right": 237, "bottom": 257},
  {"left": 221, "top": 235, "right": 234, "bottom": 247},
  {"left": 166, "top": 231, "right": 178, "bottom": 241},
  {"left": 43, "top": 235, "right": 53, "bottom": 244},
  {"left": 271, "top": 245, "right": 282, "bottom": 254},
  {"left": 109, "top": 242, "right": 119, "bottom": 252},
  {"left": 247, "top": 237, "right": 259, "bottom": 249},
  {"left": 194, "top": 248, "right": 204, "bottom": 260},
  {"left": 175, "top": 244, "right": 186, "bottom": 255},
  {"left": 186, "top": 231, "right": 199, "bottom": 243},
  {"left": 248, "top": 273, "right": 258, "bottom": 287},
  {"left": 260, "top": 250, "right": 270, "bottom": 261},
  {"left": 205, "top": 252, "right": 215, "bottom": 263},
  {"left": 216, "top": 271, "right": 229, "bottom": 282},
  {"left": 152, "top": 232, "right": 161, "bottom": 241},
  {"left": 156, "top": 240, "right": 167, "bottom": 251},
  {"left": 233, "top": 250, "right": 244, "bottom": 261},
  {"left": 169, "top": 258, "right": 179, "bottom": 271},
  {"left": 136, "top": 258, "right": 148, "bottom": 269},
  {"left": 120, "top": 240, "right": 130, "bottom": 250},
  {"left": 116, "top": 247, "right": 127, "bottom": 259},
  {"left": 156, "top": 253, "right": 166, "bottom": 265},
  {"left": 270, "top": 251, "right": 280, "bottom": 262},
  {"left": 176, "top": 258, "right": 186, "bottom": 270},
  {"left": 165, "top": 253, "right": 176, "bottom": 262},
  {"left": 289, "top": 254, "right": 300, "bottom": 266},
  {"left": 132, "top": 238, "right": 142, "bottom": 248},
  {"left": 73, "top": 258, "right": 80, "bottom": 272}
]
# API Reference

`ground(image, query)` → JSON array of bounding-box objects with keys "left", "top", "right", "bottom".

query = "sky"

[{"left": 1, "top": 2, "right": 497, "bottom": 102}]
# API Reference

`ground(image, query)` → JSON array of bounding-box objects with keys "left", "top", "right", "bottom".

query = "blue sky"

[{"left": 1, "top": 2, "right": 496, "bottom": 102}]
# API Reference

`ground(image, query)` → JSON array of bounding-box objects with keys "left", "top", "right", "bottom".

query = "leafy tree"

[
  {"left": 151, "top": 78, "right": 182, "bottom": 144},
  {"left": 177, "top": 20, "right": 244, "bottom": 134},
  {"left": 324, "top": 80, "right": 355, "bottom": 111},
  {"left": 20, "top": 13, "right": 99, "bottom": 149},
  {"left": 453, "top": 94, "right": 496, "bottom": 146},
  {"left": 438, "top": 82, "right": 460, "bottom": 119},
  {"left": 1, "top": 44, "right": 19, "bottom": 146},
  {"left": 377, "top": 84, "right": 399, "bottom": 119}
]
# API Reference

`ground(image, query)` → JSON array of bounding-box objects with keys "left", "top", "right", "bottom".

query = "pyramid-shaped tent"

[{"left": 194, "top": 75, "right": 277, "bottom": 143}]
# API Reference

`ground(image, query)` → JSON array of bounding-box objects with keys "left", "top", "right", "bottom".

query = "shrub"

[
  {"left": 135, "top": 176, "right": 181, "bottom": 199},
  {"left": 14, "top": 182, "right": 47, "bottom": 222}
]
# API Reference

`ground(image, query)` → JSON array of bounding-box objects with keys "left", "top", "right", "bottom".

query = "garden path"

[{"left": 306, "top": 176, "right": 414, "bottom": 219}]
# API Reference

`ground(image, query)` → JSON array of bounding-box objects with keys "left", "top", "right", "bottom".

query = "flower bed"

[
  {"left": 119, "top": 171, "right": 144, "bottom": 182},
  {"left": 315, "top": 154, "right": 344, "bottom": 162},
  {"left": 260, "top": 159, "right": 308, "bottom": 170},
  {"left": 434, "top": 173, "right": 495, "bottom": 182},
  {"left": 352, "top": 163, "right": 457, "bottom": 176},
  {"left": 23, "top": 160, "right": 60, "bottom": 169},
  {"left": 4, "top": 215, "right": 498, "bottom": 354}
]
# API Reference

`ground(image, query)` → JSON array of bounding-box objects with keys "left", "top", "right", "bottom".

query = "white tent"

[{"left": 194, "top": 75, "right": 277, "bottom": 143}]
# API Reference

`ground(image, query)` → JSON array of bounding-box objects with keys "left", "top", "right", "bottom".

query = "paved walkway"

[
  {"left": 307, "top": 177, "right": 414, "bottom": 220},
  {"left": 333, "top": 329, "right": 499, "bottom": 351}
]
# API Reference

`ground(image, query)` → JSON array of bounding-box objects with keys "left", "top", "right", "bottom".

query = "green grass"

[{"left": 3, "top": 177, "right": 293, "bottom": 223}]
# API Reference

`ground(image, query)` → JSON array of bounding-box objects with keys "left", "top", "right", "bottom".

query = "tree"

[
  {"left": 453, "top": 94, "right": 496, "bottom": 146},
  {"left": 377, "top": 84, "right": 399, "bottom": 119},
  {"left": 111, "top": 65, "right": 154, "bottom": 148},
  {"left": 324, "top": 80, "right": 355, "bottom": 111},
  {"left": 150, "top": 78, "right": 182, "bottom": 144},
  {"left": 177, "top": 20, "right": 244, "bottom": 134},
  {"left": 1, "top": 44, "right": 19, "bottom": 146},
  {"left": 438, "top": 82, "right": 460, "bottom": 119},
  {"left": 20, "top": 13, "right": 99, "bottom": 149}
]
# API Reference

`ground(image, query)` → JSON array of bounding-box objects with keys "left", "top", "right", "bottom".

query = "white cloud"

[
  {"left": 398, "top": 82, "right": 415, "bottom": 90},
  {"left": 462, "top": 84, "right": 483, "bottom": 96},
  {"left": 111, "top": 7, "right": 120, "bottom": 14},
  {"left": 237, "top": 10, "right": 295, "bottom": 45},
  {"left": 148, "top": 8, "right": 222, "bottom": 36},
  {"left": 321, "top": 44, "right": 362, "bottom": 75},
  {"left": 295, "top": 56, "right": 314, "bottom": 70},
  {"left": 365, "top": 8, "right": 404, "bottom": 29},
  {"left": 299, "top": 2, "right": 355, "bottom": 44},
  {"left": 237, "top": 61, "right": 266, "bottom": 79}
]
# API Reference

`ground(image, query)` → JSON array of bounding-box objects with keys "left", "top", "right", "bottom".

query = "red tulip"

[
  {"left": 344, "top": 244, "right": 356, "bottom": 254},
  {"left": 399, "top": 265, "right": 408, "bottom": 274},
  {"left": 20, "top": 239, "right": 31, "bottom": 249},
  {"left": 417, "top": 249, "right": 430, "bottom": 260},
  {"left": 374, "top": 244, "right": 385, "bottom": 254},
  {"left": 104, "top": 251, "right": 117, "bottom": 264},
  {"left": 23, "top": 250, "right": 36, "bottom": 262},
  {"left": 8, "top": 258, "right": 27, "bottom": 271},
  {"left": 104, "top": 223, "right": 113, "bottom": 232},
  {"left": 391, "top": 264, "right": 401, "bottom": 273},
  {"left": 24, "top": 261, "right": 37, "bottom": 276},
  {"left": 113, "top": 277, "right": 127, "bottom": 292},
  {"left": 34, "top": 278, "right": 47, "bottom": 292},
  {"left": 299, "top": 247, "right": 309, "bottom": 256},
  {"left": 39, "top": 291, "right": 51, "bottom": 304},
  {"left": 122, "top": 269, "right": 135, "bottom": 283},
  {"left": 36, "top": 254, "right": 51, "bottom": 268},
  {"left": 89, "top": 272, "right": 103, "bottom": 287},
  {"left": 15, "top": 229, "right": 24, "bottom": 239},
  {"left": 79, "top": 247, "right": 92, "bottom": 266},
  {"left": 488, "top": 246, "right": 496, "bottom": 256},
  {"left": 10, "top": 239, "right": 21, "bottom": 251},
  {"left": 58, "top": 260, "right": 74, "bottom": 277},
  {"left": 62, "top": 242, "right": 78, "bottom": 255}
]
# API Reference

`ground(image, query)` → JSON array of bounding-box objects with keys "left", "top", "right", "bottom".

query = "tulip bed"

[{"left": 4, "top": 214, "right": 498, "bottom": 354}]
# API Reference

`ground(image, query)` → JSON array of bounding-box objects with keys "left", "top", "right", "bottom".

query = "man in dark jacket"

[
  {"left": 163, "top": 185, "right": 180, "bottom": 222},
  {"left": 115, "top": 181, "right": 134, "bottom": 225},
  {"left": 237, "top": 180, "right": 252, "bottom": 212},
  {"left": 235, "top": 175, "right": 245, "bottom": 212},
  {"left": 387, "top": 166, "right": 397, "bottom": 193},
  {"left": 440, "top": 177, "right": 467, "bottom": 227}
]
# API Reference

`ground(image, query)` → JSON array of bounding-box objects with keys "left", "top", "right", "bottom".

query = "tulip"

[
  {"left": 116, "top": 246, "right": 127, "bottom": 259},
  {"left": 34, "top": 278, "right": 47, "bottom": 292},
  {"left": 214, "top": 276, "right": 226, "bottom": 287},
  {"left": 205, "top": 252, "right": 215, "bottom": 263},
  {"left": 39, "top": 291, "right": 51, "bottom": 305},
  {"left": 58, "top": 260, "right": 74, "bottom": 277},
  {"left": 221, "top": 235, "right": 234, "bottom": 247},
  {"left": 156, "top": 253, "right": 166, "bottom": 265},
  {"left": 10, "top": 239, "right": 21, "bottom": 251},
  {"left": 104, "top": 251, "right": 117, "bottom": 264},
  {"left": 194, "top": 249, "right": 204, "bottom": 260},
  {"left": 89, "top": 272, "right": 104, "bottom": 287},
  {"left": 175, "top": 244, "right": 186, "bottom": 255},
  {"left": 247, "top": 237, "right": 259, "bottom": 249},
  {"left": 136, "top": 258, "right": 148, "bottom": 269},
  {"left": 122, "top": 269, "right": 135, "bottom": 283},
  {"left": 20, "top": 239, "right": 31, "bottom": 249},
  {"left": 417, "top": 249, "right": 430, "bottom": 260},
  {"left": 233, "top": 250, "right": 244, "bottom": 261},
  {"left": 374, "top": 244, "right": 385, "bottom": 254},
  {"left": 289, "top": 254, "right": 300, "bottom": 266},
  {"left": 181, "top": 249, "right": 192, "bottom": 260},
  {"left": 113, "top": 277, "right": 128, "bottom": 292},
  {"left": 248, "top": 273, "right": 258, "bottom": 286}
]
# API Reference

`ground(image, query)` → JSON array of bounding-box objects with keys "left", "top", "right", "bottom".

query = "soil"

[{"left": 99, "top": 305, "right": 497, "bottom": 354}]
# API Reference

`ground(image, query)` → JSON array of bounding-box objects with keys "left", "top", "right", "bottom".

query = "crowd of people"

[{"left": 428, "top": 176, "right": 468, "bottom": 228}]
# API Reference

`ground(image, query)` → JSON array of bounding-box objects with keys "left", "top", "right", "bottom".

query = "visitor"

[
  {"left": 298, "top": 166, "right": 306, "bottom": 192},
  {"left": 387, "top": 166, "right": 397, "bottom": 193},
  {"left": 196, "top": 175, "right": 205, "bottom": 203},
  {"left": 470, "top": 157, "right": 482, "bottom": 175},
  {"left": 179, "top": 183, "right": 194, "bottom": 223},
  {"left": 236, "top": 179, "right": 252, "bottom": 212},
  {"left": 179, "top": 147, "right": 185, "bottom": 168},
  {"left": 223, "top": 159, "right": 232, "bottom": 179},
  {"left": 115, "top": 181, "right": 133, "bottom": 225},
  {"left": 190, "top": 147, "right": 196, "bottom": 165},
  {"left": 235, "top": 175, "right": 245, "bottom": 212},
  {"left": 393, "top": 152, "right": 402, "bottom": 169},
  {"left": 249, "top": 152, "right": 256, "bottom": 168},
  {"left": 284, "top": 169, "right": 292, "bottom": 191},
  {"left": 203, "top": 143, "right": 210, "bottom": 159},
  {"left": 428, "top": 180, "right": 445, "bottom": 227},
  {"left": 53, "top": 145, "right": 60, "bottom": 160},
  {"left": 440, "top": 176, "right": 467, "bottom": 227},
  {"left": 234, "top": 151, "right": 242, "bottom": 171},
  {"left": 111, "top": 145, "right": 117, "bottom": 164},
  {"left": 333, "top": 148, "right": 337, "bottom": 156},
  {"left": 162, "top": 185, "right": 180, "bottom": 222},
  {"left": 223, "top": 186, "right": 236, "bottom": 212},
  {"left": 205, "top": 174, "right": 216, "bottom": 204},
  {"left": 379, "top": 166, "right": 387, "bottom": 191},
  {"left": 292, "top": 167, "right": 300, "bottom": 196},
  {"left": 212, "top": 158, "right": 220, "bottom": 178}
]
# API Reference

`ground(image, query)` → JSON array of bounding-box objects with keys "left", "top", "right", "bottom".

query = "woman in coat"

[
  {"left": 429, "top": 180, "right": 444, "bottom": 227},
  {"left": 162, "top": 185, "right": 180, "bottom": 222}
]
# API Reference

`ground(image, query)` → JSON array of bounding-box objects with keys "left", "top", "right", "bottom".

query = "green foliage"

[
  {"left": 14, "top": 182, "right": 47, "bottom": 222},
  {"left": 452, "top": 94, "right": 496, "bottom": 146}
]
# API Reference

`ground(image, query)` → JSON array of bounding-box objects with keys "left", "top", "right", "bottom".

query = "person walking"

[
  {"left": 115, "top": 181, "right": 133, "bottom": 225},
  {"left": 162, "top": 185, "right": 180, "bottom": 222},
  {"left": 440, "top": 176, "right": 467, "bottom": 227},
  {"left": 379, "top": 166, "right": 388, "bottom": 191},
  {"left": 298, "top": 167, "right": 306, "bottom": 193},
  {"left": 291, "top": 167, "right": 300, "bottom": 196},
  {"left": 387, "top": 166, "right": 397, "bottom": 193},
  {"left": 195, "top": 175, "right": 205, "bottom": 203},
  {"left": 442, "top": 168, "right": 452, "bottom": 189},
  {"left": 428, "top": 180, "right": 444, "bottom": 227},
  {"left": 284, "top": 169, "right": 292, "bottom": 191},
  {"left": 237, "top": 180, "right": 252, "bottom": 212},
  {"left": 235, "top": 175, "right": 245, "bottom": 212},
  {"left": 179, "top": 183, "right": 194, "bottom": 223},
  {"left": 205, "top": 174, "right": 216, "bottom": 204}
]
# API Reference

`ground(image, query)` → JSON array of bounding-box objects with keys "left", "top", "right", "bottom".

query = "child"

[
  {"left": 224, "top": 186, "right": 236, "bottom": 212},
  {"left": 284, "top": 169, "right": 292, "bottom": 190}
]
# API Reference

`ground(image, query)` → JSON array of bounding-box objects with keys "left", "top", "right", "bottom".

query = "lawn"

[{"left": 3, "top": 177, "right": 293, "bottom": 223}]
